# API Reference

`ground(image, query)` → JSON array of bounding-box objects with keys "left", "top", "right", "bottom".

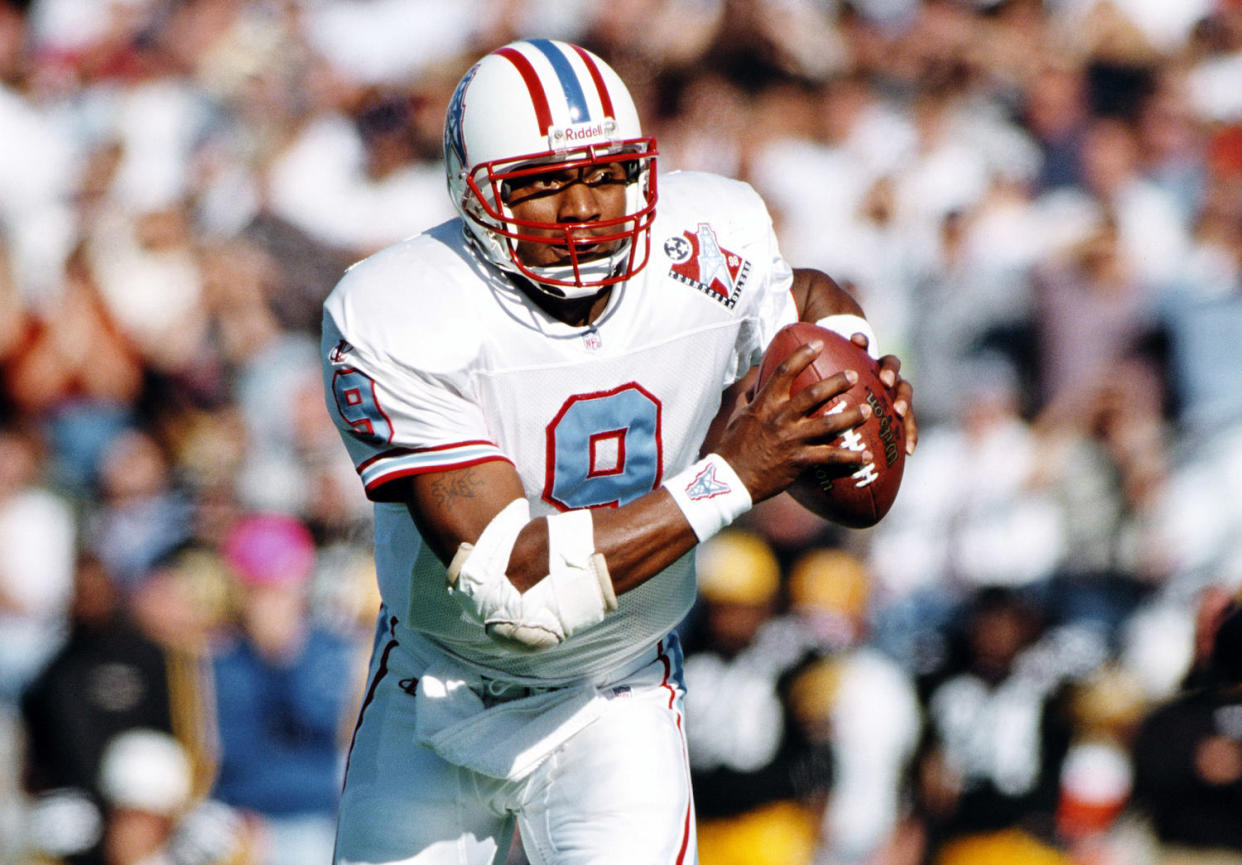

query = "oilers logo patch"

[
  {"left": 684, "top": 462, "right": 732, "bottom": 501},
  {"left": 664, "top": 223, "right": 750, "bottom": 308}
]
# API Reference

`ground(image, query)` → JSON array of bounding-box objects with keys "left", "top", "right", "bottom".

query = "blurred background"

[{"left": 1, "top": 0, "right": 1242, "bottom": 863}]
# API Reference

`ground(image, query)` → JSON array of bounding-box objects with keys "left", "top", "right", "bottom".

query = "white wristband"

[
  {"left": 815, "top": 314, "right": 879, "bottom": 359},
  {"left": 663, "top": 454, "right": 753, "bottom": 542}
]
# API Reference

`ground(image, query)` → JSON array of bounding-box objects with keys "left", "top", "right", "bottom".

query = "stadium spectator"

[
  {"left": 682, "top": 529, "right": 831, "bottom": 865},
  {"left": 1130, "top": 592, "right": 1242, "bottom": 863},
  {"left": 912, "top": 584, "right": 1109, "bottom": 864},
  {"left": 20, "top": 551, "right": 212, "bottom": 865},
  {"left": 785, "top": 547, "right": 923, "bottom": 865},
  {"left": 207, "top": 512, "right": 354, "bottom": 865}
]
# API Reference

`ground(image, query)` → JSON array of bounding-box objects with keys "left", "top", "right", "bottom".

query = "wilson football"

[{"left": 754, "top": 321, "right": 905, "bottom": 528}]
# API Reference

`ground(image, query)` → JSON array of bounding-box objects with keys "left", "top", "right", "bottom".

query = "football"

[{"left": 754, "top": 321, "right": 905, "bottom": 528}]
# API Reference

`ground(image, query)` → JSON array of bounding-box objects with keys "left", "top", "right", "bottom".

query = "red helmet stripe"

[
  {"left": 570, "top": 44, "right": 615, "bottom": 119},
  {"left": 495, "top": 46, "right": 553, "bottom": 134}
]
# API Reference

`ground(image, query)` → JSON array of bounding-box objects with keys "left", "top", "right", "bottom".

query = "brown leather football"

[{"left": 755, "top": 322, "right": 905, "bottom": 528}]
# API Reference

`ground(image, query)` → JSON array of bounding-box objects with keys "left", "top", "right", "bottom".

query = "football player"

[{"left": 323, "top": 38, "right": 916, "bottom": 865}]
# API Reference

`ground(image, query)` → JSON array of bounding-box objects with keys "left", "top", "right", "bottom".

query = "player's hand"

[
  {"left": 445, "top": 500, "right": 566, "bottom": 650},
  {"left": 875, "top": 351, "right": 917, "bottom": 456},
  {"left": 448, "top": 552, "right": 565, "bottom": 650},
  {"left": 446, "top": 501, "right": 614, "bottom": 650},
  {"left": 844, "top": 330, "right": 916, "bottom": 458},
  {"left": 715, "top": 340, "right": 871, "bottom": 503}
]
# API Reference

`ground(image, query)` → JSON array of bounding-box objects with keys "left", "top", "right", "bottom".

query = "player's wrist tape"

[
  {"left": 502, "top": 509, "right": 617, "bottom": 644},
  {"left": 448, "top": 498, "right": 553, "bottom": 643},
  {"left": 662, "top": 453, "right": 752, "bottom": 542},
  {"left": 447, "top": 500, "right": 617, "bottom": 650},
  {"left": 815, "top": 314, "right": 879, "bottom": 359}
]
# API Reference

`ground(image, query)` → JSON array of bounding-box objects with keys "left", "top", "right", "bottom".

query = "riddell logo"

[
  {"left": 550, "top": 118, "right": 616, "bottom": 148},
  {"left": 565, "top": 124, "right": 604, "bottom": 140}
]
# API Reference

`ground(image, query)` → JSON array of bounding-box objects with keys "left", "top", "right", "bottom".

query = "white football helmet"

[{"left": 444, "top": 39, "right": 658, "bottom": 299}]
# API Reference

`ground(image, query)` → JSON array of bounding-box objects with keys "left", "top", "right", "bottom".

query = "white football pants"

[{"left": 333, "top": 619, "right": 697, "bottom": 865}]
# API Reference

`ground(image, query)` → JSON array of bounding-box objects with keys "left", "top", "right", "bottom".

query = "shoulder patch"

[{"left": 663, "top": 223, "right": 751, "bottom": 308}]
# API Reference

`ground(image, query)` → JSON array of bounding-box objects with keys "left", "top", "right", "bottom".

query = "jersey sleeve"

[
  {"left": 321, "top": 308, "right": 511, "bottom": 502},
  {"left": 724, "top": 176, "right": 798, "bottom": 376},
  {"left": 747, "top": 218, "right": 798, "bottom": 364}
]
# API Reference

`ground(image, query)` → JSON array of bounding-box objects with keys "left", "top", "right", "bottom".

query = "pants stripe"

[{"left": 343, "top": 617, "right": 400, "bottom": 784}]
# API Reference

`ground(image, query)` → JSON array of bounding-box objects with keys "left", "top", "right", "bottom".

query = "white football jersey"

[{"left": 321, "top": 170, "right": 797, "bottom": 682}]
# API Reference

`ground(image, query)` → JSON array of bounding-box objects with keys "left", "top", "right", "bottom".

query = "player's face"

[{"left": 503, "top": 161, "right": 630, "bottom": 268}]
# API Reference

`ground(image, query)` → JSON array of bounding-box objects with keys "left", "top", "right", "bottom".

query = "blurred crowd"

[{"left": 1, "top": 0, "right": 1242, "bottom": 864}]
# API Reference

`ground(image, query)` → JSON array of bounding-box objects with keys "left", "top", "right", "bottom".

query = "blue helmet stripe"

[{"left": 526, "top": 38, "right": 590, "bottom": 124}]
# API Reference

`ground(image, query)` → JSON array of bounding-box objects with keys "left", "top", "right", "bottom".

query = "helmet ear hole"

[{"left": 443, "top": 39, "right": 658, "bottom": 300}]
